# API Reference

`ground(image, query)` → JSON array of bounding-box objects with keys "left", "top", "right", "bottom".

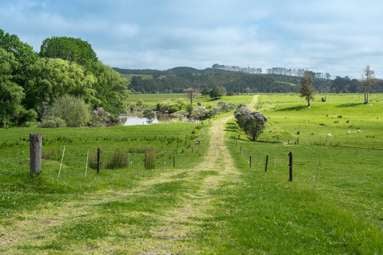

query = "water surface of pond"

[{"left": 123, "top": 116, "right": 159, "bottom": 126}]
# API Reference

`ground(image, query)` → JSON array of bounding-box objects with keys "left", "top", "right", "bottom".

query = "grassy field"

[
  {"left": 195, "top": 93, "right": 383, "bottom": 254},
  {"left": 127, "top": 93, "right": 254, "bottom": 107},
  {"left": 1, "top": 93, "right": 382, "bottom": 254},
  {"left": 0, "top": 123, "right": 208, "bottom": 222}
]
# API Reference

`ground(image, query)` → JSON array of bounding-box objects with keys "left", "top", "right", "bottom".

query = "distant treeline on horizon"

[{"left": 115, "top": 67, "right": 383, "bottom": 94}]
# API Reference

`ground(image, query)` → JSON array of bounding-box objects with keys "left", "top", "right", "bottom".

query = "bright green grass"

[
  {"left": 258, "top": 93, "right": 383, "bottom": 148},
  {"left": 196, "top": 94, "right": 383, "bottom": 254},
  {"left": 127, "top": 93, "right": 254, "bottom": 107},
  {"left": 3, "top": 93, "right": 382, "bottom": 254},
  {"left": 0, "top": 123, "right": 208, "bottom": 221}
]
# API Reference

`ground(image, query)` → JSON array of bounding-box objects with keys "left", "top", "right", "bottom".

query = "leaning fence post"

[
  {"left": 29, "top": 134, "right": 42, "bottom": 177},
  {"left": 96, "top": 148, "right": 101, "bottom": 174},
  {"left": 57, "top": 145, "right": 66, "bottom": 178},
  {"left": 288, "top": 152, "right": 293, "bottom": 182},
  {"left": 84, "top": 150, "right": 89, "bottom": 177},
  {"left": 265, "top": 155, "right": 269, "bottom": 172}
]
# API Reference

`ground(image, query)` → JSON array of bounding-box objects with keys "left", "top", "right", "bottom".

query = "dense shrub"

[
  {"left": 40, "top": 117, "right": 67, "bottom": 128},
  {"left": 234, "top": 105, "right": 267, "bottom": 141},
  {"left": 216, "top": 101, "right": 236, "bottom": 112},
  {"left": 191, "top": 106, "right": 214, "bottom": 120},
  {"left": 171, "top": 110, "right": 188, "bottom": 120},
  {"left": 209, "top": 86, "right": 226, "bottom": 99},
  {"left": 156, "top": 101, "right": 185, "bottom": 114},
  {"left": 90, "top": 107, "right": 117, "bottom": 127},
  {"left": 143, "top": 109, "right": 156, "bottom": 122},
  {"left": 48, "top": 95, "right": 91, "bottom": 127}
]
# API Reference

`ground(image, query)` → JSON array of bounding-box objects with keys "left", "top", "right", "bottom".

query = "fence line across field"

[{"left": 1, "top": 134, "right": 319, "bottom": 184}]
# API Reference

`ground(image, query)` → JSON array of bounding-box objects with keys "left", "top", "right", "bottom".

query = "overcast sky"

[{"left": 1, "top": 0, "right": 382, "bottom": 77}]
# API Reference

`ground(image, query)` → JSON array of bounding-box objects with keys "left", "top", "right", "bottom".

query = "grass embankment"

[{"left": 195, "top": 94, "right": 383, "bottom": 254}]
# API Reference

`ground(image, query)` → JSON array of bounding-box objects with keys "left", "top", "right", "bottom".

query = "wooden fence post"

[
  {"left": 288, "top": 152, "right": 293, "bottom": 182},
  {"left": 249, "top": 156, "right": 252, "bottom": 169},
  {"left": 265, "top": 155, "right": 269, "bottom": 172},
  {"left": 96, "top": 148, "right": 101, "bottom": 174},
  {"left": 30, "top": 134, "right": 42, "bottom": 177}
]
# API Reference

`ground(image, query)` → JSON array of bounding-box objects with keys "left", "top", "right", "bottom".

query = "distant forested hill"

[{"left": 115, "top": 67, "right": 383, "bottom": 93}]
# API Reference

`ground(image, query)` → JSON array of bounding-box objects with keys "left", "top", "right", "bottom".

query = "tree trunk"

[
  {"left": 364, "top": 86, "right": 369, "bottom": 104},
  {"left": 2, "top": 117, "right": 8, "bottom": 128},
  {"left": 307, "top": 97, "right": 311, "bottom": 107}
]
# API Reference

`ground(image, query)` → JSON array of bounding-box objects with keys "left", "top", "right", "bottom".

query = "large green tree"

[
  {"left": 27, "top": 58, "right": 97, "bottom": 117},
  {"left": 39, "top": 36, "right": 128, "bottom": 115},
  {"left": 0, "top": 29, "right": 37, "bottom": 68},
  {"left": 40, "top": 37, "right": 98, "bottom": 66},
  {"left": 89, "top": 62, "right": 128, "bottom": 114},
  {"left": 0, "top": 29, "right": 38, "bottom": 87},
  {"left": 0, "top": 48, "right": 25, "bottom": 127},
  {"left": 0, "top": 29, "right": 129, "bottom": 127}
]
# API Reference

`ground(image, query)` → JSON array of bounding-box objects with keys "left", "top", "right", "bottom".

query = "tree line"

[
  {"left": 0, "top": 29, "right": 128, "bottom": 127},
  {"left": 300, "top": 66, "right": 377, "bottom": 106},
  {"left": 117, "top": 67, "right": 383, "bottom": 94}
]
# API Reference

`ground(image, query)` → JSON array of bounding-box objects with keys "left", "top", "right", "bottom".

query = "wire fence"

[
  {"left": 232, "top": 138, "right": 329, "bottom": 183},
  {"left": 0, "top": 140, "right": 207, "bottom": 180}
]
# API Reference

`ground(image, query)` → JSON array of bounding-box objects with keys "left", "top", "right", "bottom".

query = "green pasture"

[
  {"left": 1, "top": 93, "right": 382, "bottom": 254},
  {"left": 196, "top": 93, "right": 383, "bottom": 254},
  {"left": 0, "top": 123, "right": 209, "bottom": 222},
  {"left": 127, "top": 93, "right": 254, "bottom": 107}
]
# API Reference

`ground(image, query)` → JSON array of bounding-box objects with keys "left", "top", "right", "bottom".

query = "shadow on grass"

[
  {"left": 255, "top": 140, "right": 283, "bottom": 144},
  {"left": 336, "top": 102, "right": 364, "bottom": 108},
  {"left": 276, "top": 105, "right": 307, "bottom": 112},
  {"left": 225, "top": 123, "right": 238, "bottom": 132}
]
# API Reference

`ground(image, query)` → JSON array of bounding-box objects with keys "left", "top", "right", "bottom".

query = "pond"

[
  {"left": 123, "top": 116, "right": 159, "bottom": 126},
  {"left": 120, "top": 113, "right": 186, "bottom": 126}
]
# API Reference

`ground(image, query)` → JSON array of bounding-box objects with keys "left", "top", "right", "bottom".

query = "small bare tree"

[
  {"left": 184, "top": 88, "right": 198, "bottom": 106},
  {"left": 300, "top": 71, "right": 315, "bottom": 107},
  {"left": 184, "top": 88, "right": 198, "bottom": 117},
  {"left": 362, "top": 65, "right": 375, "bottom": 104}
]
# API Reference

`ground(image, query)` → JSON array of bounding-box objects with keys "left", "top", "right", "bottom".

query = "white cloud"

[{"left": 1, "top": 0, "right": 383, "bottom": 77}]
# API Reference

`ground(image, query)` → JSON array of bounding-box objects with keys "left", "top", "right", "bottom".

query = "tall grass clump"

[
  {"left": 106, "top": 149, "right": 129, "bottom": 169},
  {"left": 88, "top": 150, "right": 100, "bottom": 170},
  {"left": 144, "top": 148, "right": 156, "bottom": 169}
]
